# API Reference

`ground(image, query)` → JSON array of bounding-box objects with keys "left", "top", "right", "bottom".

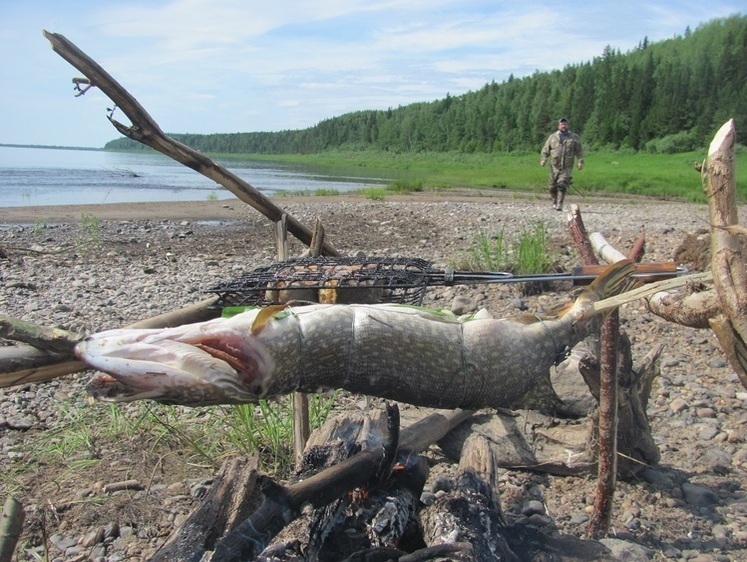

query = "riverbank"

[{"left": 0, "top": 186, "right": 704, "bottom": 225}]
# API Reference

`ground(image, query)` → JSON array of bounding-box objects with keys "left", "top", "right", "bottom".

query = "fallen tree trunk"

[{"left": 42, "top": 30, "right": 339, "bottom": 258}]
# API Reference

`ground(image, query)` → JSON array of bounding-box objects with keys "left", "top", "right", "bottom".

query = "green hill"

[{"left": 106, "top": 15, "right": 747, "bottom": 155}]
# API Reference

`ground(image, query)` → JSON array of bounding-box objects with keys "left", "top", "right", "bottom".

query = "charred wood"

[
  {"left": 203, "top": 406, "right": 459, "bottom": 561},
  {"left": 150, "top": 456, "right": 262, "bottom": 562}
]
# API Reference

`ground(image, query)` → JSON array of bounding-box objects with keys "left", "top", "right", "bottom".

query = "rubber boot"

[{"left": 556, "top": 191, "right": 565, "bottom": 211}]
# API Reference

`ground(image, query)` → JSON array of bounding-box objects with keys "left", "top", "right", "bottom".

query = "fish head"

[{"left": 74, "top": 314, "right": 274, "bottom": 406}]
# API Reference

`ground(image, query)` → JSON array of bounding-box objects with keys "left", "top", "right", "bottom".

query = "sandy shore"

[
  {"left": 0, "top": 188, "right": 589, "bottom": 224},
  {"left": 1, "top": 199, "right": 253, "bottom": 223}
]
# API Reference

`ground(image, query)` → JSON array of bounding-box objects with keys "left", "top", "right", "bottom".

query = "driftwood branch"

[
  {"left": 587, "top": 311, "right": 619, "bottom": 539},
  {"left": 703, "top": 119, "right": 747, "bottom": 388},
  {"left": 588, "top": 121, "right": 746, "bottom": 388},
  {"left": 0, "top": 314, "right": 81, "bottom": 354},
  {"left": 646, "top": 286, "right": 721, "bottom": 328},
  {"left": 569, "top": 212, "right": 620, "bottom": 538},
  {"left": 42, "top": 30, "right": 339, "bottom": 257},
  {"left": 567, "top": 204, "right": 598, "bottom": 265},
  {"left": 589, "top": 232, "right": 628, "bottom": 264},
  {"left": 628, "top": 229, "right": 646, "bottom": 262}
]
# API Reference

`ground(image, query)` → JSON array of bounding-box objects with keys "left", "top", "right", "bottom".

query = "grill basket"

[{"left": 207, "top": 256, "right": 434, "bottom": 308}]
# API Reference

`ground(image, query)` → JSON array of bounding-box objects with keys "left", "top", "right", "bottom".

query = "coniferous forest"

[{"left": 106, "top": 15, "right": 747, "bottom": 155}]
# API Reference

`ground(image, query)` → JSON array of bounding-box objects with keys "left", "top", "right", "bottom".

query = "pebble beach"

[{"left": 1, "top": 191, "right": 746, "bottom": 560}]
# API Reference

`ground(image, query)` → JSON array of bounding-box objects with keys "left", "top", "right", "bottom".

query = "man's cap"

[{"left": 559, "top": 118, "right": 568, "bottom": 124}]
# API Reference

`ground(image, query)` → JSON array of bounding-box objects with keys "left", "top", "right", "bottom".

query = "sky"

[{"left": 0, "top": 1, "right": 743, "bottom": 149}]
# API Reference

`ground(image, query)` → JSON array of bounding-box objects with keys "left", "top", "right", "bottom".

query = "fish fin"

[
  {"left": 546, "top": 302, "right": 573, "bottom": 318},
  {"left": 588, "top": 259, "right": 640, "bottom": 300},
  {"left": 572, "top": 259, "right": 640, "bottom": 322},
  {"left": 251, "top": 304, "right": 290, "bottom": 334},
  {"left": 511, "top": 313, "right": 556, "bottom": 325}
]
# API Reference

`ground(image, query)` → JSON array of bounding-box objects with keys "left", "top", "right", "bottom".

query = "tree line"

[{"left": 107, "top": 15, "right": 747, "bottom": 155}]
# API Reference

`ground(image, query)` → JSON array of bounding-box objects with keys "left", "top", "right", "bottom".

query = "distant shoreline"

[{"left": 0, "top": 143, "right": 102, "bottom": 151}]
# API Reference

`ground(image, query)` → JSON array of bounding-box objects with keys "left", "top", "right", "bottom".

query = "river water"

[{"left": 0, "top": 146, "right": 390, "bottom": 207}]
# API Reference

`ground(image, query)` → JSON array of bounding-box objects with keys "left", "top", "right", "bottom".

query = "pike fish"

[{"left": 75, "top": 260, "right": 638, "bottom": 409}]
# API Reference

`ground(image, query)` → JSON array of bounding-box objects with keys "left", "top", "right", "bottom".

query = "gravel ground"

[{"left": 1, "top": 192, "right": 746, "bottom": 561}]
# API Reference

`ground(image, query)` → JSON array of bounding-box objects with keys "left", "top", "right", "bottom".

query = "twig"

[{"left": 587, "top": 310, "right": 619, "bottom": 539}]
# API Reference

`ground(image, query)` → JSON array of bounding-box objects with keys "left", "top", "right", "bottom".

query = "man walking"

[{"left": 540, "top": 118, "right": 584, "bottom": 211}]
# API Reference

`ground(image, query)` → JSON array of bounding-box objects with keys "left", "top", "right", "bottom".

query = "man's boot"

[
  {"left": 551, "top": 191, "right": 558, "bottom": 210},
  {"left": 556, "top": 191, "right": 565, "bottom": 211}
]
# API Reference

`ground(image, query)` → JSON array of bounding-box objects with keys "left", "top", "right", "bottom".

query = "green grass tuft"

[
  {"left": 460, "top": 221, "right": 556, "bottom": 295},
  {"left": 362, "top": 187, "right": 387, "bottom": 201}
]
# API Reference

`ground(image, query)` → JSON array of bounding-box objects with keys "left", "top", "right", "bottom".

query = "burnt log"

[
  {"left": 191, "top": 407, "right": 472, "bottom": 561},
  {"left": 420, "top": 469, "right": 614, "bottom": 561},
  {"left": 150, "top": 456, "right": 262, "bottom": 562}
]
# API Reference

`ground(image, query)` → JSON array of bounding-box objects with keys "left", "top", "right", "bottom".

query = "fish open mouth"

[{"left": 74, "top": 326, "right": 268, "bottom": 405}]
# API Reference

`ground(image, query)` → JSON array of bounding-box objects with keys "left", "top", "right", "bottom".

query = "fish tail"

[{"left": 569, "top": 259, "right": 640, "bottom": 325}]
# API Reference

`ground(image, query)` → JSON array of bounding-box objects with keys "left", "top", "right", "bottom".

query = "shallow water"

[{"left": 0, "top": 146, "right": 389, "bottom": 207}]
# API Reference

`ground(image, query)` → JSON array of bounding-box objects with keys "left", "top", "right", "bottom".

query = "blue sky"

[{"left": 0, "top": 1, "right": 743, "bottom": 148}]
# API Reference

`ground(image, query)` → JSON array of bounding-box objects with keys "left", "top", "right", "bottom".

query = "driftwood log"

[{"left": 643, "top": 119, "right": 747, "bottom": 389}]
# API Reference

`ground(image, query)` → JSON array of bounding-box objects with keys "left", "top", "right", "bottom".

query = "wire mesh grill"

[{"left": 207, "top": 256, "right": 434, "bottom": 308}]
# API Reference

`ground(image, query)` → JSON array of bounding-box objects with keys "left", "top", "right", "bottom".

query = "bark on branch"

[
  {"left": 703, "top": 119, "right": 747, "bottom": 388},
  {"left": 42, "top": 30, "right": 339, "bottom": 257}
]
